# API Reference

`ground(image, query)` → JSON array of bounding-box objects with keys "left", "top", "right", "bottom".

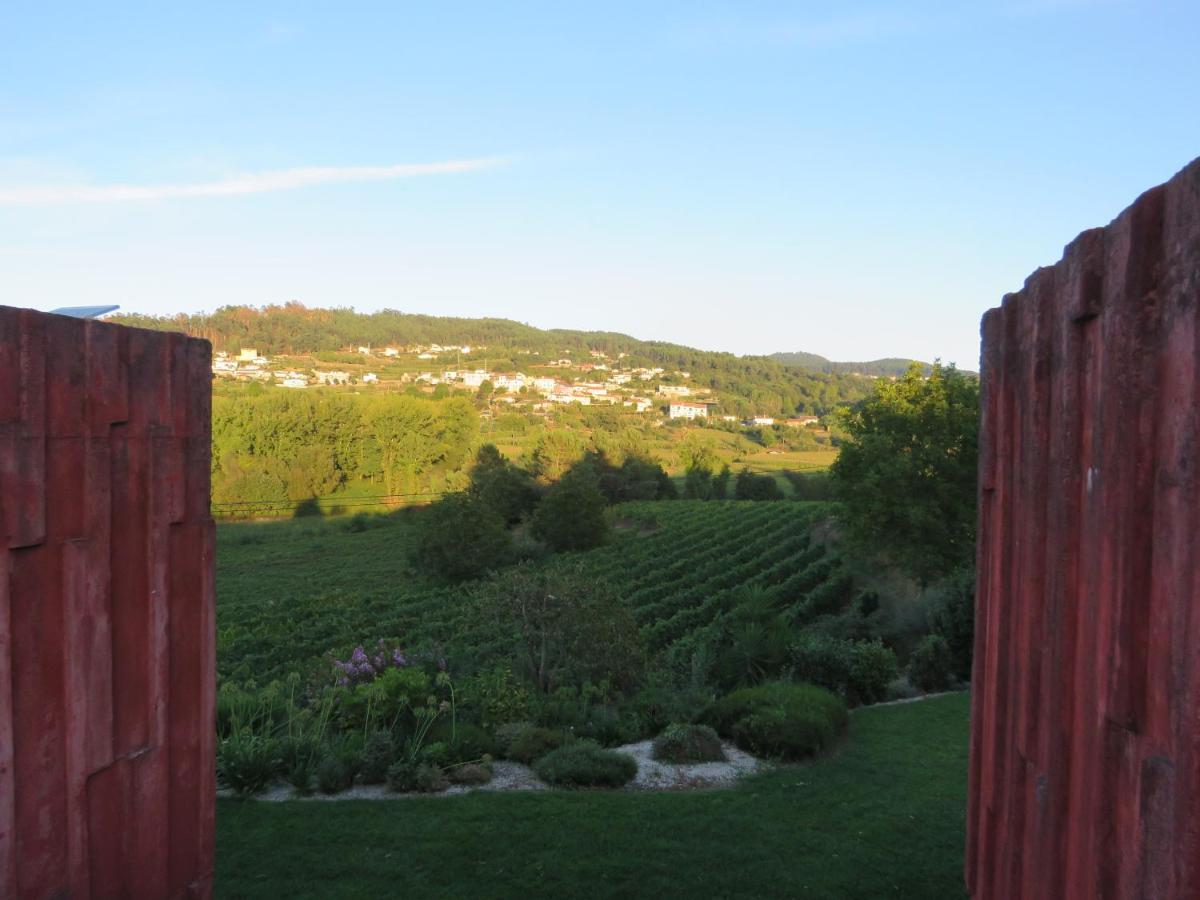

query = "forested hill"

[
  {"left": 769, "top": 352, "right": 930, "bottom": 377},
  {"left": 109, "top": 303, "right": 884, "bottom": 413}
]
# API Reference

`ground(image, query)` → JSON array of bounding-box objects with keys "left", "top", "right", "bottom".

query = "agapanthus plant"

[{"left": 331, "top": 639, "right": 409, "bottom": 687}]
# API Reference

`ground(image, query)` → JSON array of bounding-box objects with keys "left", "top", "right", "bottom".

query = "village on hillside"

[{"left": 211, "top": 342, "right": 825, "bottom": 429}]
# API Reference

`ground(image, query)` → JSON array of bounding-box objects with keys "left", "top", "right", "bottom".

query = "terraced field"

[{"left": 217, "top": 500, "right": 849, "bottom": 685}]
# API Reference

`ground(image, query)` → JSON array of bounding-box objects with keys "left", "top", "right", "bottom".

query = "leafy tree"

[
  {"left": 531, "top": 463, "right": 609, "bottom": 552},
  {"left": 528, "top": 430, "right": 586, "bottom": 482},
  {"left": 927, "top": 568, "right": 975, "bottom": 681},
  {"left": 468, "top": 444, "right": 540, "bottom": 525},
  {"left": 734, "top": 468, "right": 784, "bottom": 501},
  {"left": 712, "top": 465, "right": 732, "bottom": 499},
  {"left": 683, "top": 467, "right": 713, "bottom": 500},
  {"left": 474, "top": 563, "right": 644, "bottom": 693},
  {"left": 830, "top": 362, "right": 979, "bottom": 584},
  {"left": 415, "top": 493, "right": 512, "bottom": 581},
  {"left": 677, "top": 436, "right": 720, "bottom": 475}
]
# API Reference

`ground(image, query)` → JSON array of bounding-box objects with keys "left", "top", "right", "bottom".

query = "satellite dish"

[{"left": 49, "top": 305, "right": 120, "bottom": 319}]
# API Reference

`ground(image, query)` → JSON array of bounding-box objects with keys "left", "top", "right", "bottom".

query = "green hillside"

[
  {"left": 770, "top": 351, "right": 930, "bottom": 377},
  {"left": 217, "top": 500, "right": 850, "bottom": 685}
]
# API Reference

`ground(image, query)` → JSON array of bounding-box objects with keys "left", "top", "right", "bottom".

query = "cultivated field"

[{"left": 217, "top": 500, "right": 849, "bottom": 684}]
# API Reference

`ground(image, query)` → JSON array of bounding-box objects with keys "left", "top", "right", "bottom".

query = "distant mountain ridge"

[{"left": 769, "top": 352, "right": 931, "bottom": 377}]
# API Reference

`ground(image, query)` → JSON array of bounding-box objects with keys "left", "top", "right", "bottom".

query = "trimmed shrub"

[
  {"left": 316, "top": 754, "right": 354, "bottom": 794},
  {"left": 629, "top": 678, "right": 713, "bottom": 737},
  {"left": 703, "top": 682, "right": 848, "bottom": 760},
  {"left": 386, "top": 761, "right": 419, "bottom": 793},
  {"left": 506, "top": 725, "right": 569, "bottom": 765},
  {"left": 359, "top": 731, "right": 395, "bottom": 785},
  {"left": 415, "top": 763, "right": 448, "bottom": 793},
  {"left": 652, "top": 723, "right": 726, "bottom": 764},
  {"left": 908, "top": 634, "right": 954, "bottom": 693},
  {"left": 789, "top": 634, "right": 898, "bottom": 706},
  {"left": 534, "top": 740, "right": 638, "bottom": 788}
]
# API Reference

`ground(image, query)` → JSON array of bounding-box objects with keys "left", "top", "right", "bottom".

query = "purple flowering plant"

[{"left": 330, "top": 639, "right": 411, "bottom": 688}]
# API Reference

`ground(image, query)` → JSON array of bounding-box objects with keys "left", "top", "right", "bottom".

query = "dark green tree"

[
  {"left": 830, "top": 362, "right": 979, "bottom": 584},
  {"left": 531, "top": 463, "right": 609, "bottom": 552},
  {"left": 468, "top": 444, "right": 540, "bottom": 525},
  {"left": 415, "top": 493, "right": 512, "bottom": 581}
]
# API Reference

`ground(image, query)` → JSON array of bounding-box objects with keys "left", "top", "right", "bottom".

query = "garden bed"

[{"left": 217, "top": 740, "right": 765, "bottom": 801}]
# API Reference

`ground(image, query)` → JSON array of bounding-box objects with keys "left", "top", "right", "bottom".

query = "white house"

[
  {"left": 313, "top": 370, "right": 350, "bottom": 386},
  {"left": 363, "top": 373, "right": 379, "bottom": 384},
  {"left": 658, "top": 385, "right": 692, "bottom": 398},
  {"left": 549, "top": 390, "right": 590, "bottom": 405},
  {"left": 532, "top": 376, "right": 558, "bottom": 394},
  {"left": 493, "top": 373, "right": 527, "bottom": 391},
  {"left": 461, "top": 370, "right": 489, "bottom": 388},
  {"left": 669, "top": 401, "right": 710, "bottom": 420},
  {"left": 750, "top": 416, "right": 776, "bottom": 427}
]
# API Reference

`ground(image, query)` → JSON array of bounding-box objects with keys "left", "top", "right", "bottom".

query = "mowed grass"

[{"left": 216, "top": 692, "right": 969, "bottom": 899}]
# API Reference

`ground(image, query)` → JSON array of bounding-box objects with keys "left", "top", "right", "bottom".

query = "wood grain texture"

[
  {"left": 0, "top": 306, "right": 214, "bottom": 899},
  {"left": 968, "top": 157, "right": 1200, "bottom": 899}
]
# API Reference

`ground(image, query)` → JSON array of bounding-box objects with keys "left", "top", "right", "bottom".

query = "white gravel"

[
  {"left": 219, "top": 742, "right": 764, "bottom": 801},
  {"left": 614, "top": 739, "right": 764, "bottom": 790}
]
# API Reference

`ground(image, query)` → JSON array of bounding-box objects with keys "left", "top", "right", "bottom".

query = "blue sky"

[{"left": 1, "top": 2, "right": 1197, "bottom": 367}]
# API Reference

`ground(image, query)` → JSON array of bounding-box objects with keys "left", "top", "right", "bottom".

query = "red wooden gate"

[
  {"left": 968, "top": 158, "right": 1200, "bottom": 898},
  {"left": 0, "top": 307, "right": 214, "bottom": 898}
]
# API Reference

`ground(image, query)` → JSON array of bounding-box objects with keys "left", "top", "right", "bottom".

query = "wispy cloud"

[{"left": 0, "top": 157, "right": 505, "bottom": 206}]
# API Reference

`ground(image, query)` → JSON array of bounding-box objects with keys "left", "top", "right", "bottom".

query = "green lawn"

[{"left": 216, "top": 692, "right": 969, "bottom": 899}]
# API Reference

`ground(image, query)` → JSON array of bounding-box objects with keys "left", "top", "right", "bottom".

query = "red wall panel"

[
  {"left": 0, "top": 307, "right": 214, "bottom": 899},
  {"left": 968, "top": 157, "right": 1200, "bottom": 898}
]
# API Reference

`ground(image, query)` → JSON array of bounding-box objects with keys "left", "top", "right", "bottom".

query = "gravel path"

[{"left": 219, "top": 741, "right": 763, "bottom": 801}]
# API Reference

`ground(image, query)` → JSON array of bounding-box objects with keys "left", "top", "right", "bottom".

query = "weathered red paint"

[
  {"left": 968, "top": 157, "right": 1200, "bottom": 898},
  {"left": 0, "top": 306, "right": 214, "bottom": 899}
]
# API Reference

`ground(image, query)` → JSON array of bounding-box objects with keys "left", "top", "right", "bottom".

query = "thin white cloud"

[{"left": 0, "top": 157, "right": 505, "bottom": 206}]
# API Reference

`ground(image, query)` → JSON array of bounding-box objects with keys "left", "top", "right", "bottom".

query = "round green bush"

[
  {"left": 316, "top": 754, "right": 354, "bottom": 794},
  {"left": 359, "top": 730, "right": 395, "bottom": 785},
  {"left": 652, "top": 723, "right": 726, "bottom": 764},
  {"left": 505, "top": 725, "right": 569, "bottom": 765},
  {"left": 788, "top": 635, "right": 898, "bottom": 706},
  {"left": 428, "top": 722, "right": 499, "bottom": 764},
  {"left": 533, "top": 740, "right": 638, "bottom": 788},
  {"left": 703, "top": 682, "right": 848, "bottom": 760},
  {"left": 415, "top": 763, "right": 448, "bottom": 793},
  {"left": 908, "top": 634, "right": 954, "bottom": 692},
  {"left": 386, "top": 761, "right": 419, "bottom": 793}
]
